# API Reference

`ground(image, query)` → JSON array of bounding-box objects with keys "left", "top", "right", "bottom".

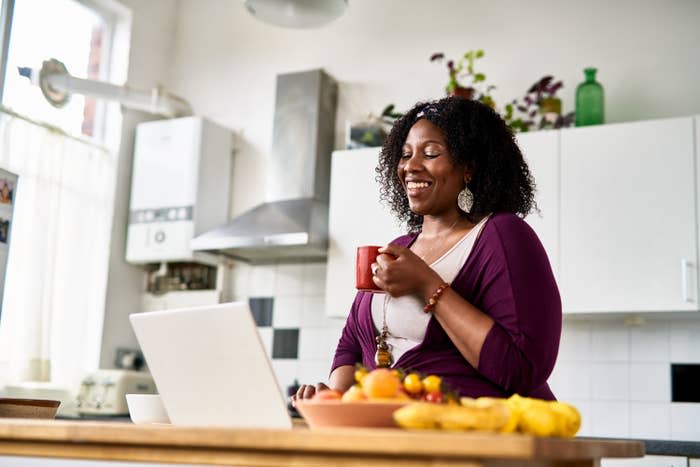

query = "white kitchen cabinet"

[
  {"left": 689, "top": 459, "right": 699, "bottom": 467},
  {"left": 517, "top": 130, "right": 560, "bottom": 279},
  {"left": 325, "top": 148, "right": 404, "bottom": 317},
  {"left": 559, "top": 117, "right": 697, "bottom": 313},
  {"left": 602, "top": 455, "right": 688, "bottom": 467}
]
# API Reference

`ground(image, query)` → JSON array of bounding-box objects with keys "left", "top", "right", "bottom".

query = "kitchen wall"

[
  {"left": 550, "top": 318, "right": 700, "bottom": 440},
  {"left": 99, "top": 0, "right": 181, "bottom": 369},
  {"left": 163, "top": 0, "right": 700, "bottom": 218},
  {"left": 104, "top": 0, "right": 700, "bottom": 440},
  {"left": 230, "top": 262, "right": 344, "bottom": 394}
]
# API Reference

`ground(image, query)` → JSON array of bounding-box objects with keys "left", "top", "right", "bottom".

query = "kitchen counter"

[
  {"left": 0, "top": 418, "right": 644, "bottom": 467},
  {"left": 582, "top": 438, "right": 700, "bottom": 458},
  {"left": 640, "top": 439, "right": 700, "bottom": 458}
]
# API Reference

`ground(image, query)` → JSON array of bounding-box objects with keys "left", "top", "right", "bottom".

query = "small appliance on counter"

[{"left": 76, "top": 369, "right": 156, "bottom": 417}]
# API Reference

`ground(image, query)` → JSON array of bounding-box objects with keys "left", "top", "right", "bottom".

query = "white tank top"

[{"left": 370, "top": 215, "right": 490, "bottom": 365}]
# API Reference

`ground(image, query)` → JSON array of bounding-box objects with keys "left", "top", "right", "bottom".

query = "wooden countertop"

[{"left": 0, "top": 418, "right": 644, "bottom": 467}]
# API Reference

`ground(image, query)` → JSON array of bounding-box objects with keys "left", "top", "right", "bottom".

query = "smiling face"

[{"left": 398, "top": 118, "right": 470, "bottom": 217}]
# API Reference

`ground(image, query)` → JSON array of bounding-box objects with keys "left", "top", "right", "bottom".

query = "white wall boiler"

[{"left": 126, "top": 117, "right": 232, "bottom": 264}]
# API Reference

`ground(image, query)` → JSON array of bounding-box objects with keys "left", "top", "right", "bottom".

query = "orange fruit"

[{"left": 362, "top": 368, "right": 401, "bottom": 399}]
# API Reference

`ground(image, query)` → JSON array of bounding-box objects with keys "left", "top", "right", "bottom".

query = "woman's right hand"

[
  {"left": 291, "top": 382, "right": 330, "bottom": 406},
  {"left": 373, "top": 243, "right": 442, "bottom": 298}
]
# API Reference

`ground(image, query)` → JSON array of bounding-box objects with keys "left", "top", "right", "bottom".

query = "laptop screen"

[{"left": 130, "top": 302, "right": 292, "bottom": 428}]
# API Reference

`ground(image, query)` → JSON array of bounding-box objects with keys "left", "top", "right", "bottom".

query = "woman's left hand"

[{"left": 372, "top": 244, "right": 443, "bottom": 298}]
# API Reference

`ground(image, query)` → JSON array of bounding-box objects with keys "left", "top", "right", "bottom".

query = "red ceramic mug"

[{"left": 356, "top": 245, "right": 382, "bottom": 292}]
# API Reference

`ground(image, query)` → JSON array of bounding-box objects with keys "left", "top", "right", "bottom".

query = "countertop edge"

[{"left": 582, "top": 438, "right": 700, "bottom": 458}]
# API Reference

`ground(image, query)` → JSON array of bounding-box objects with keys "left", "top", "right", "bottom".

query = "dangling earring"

[{"left": 458, "top": 184, "right": 474, "bottom": 213}]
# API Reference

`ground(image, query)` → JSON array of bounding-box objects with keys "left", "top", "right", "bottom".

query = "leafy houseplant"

[
  {"left": 346, "top": 104, "right": 404, "bottom": 149},
  {"left": 380, "top": 104, "right": 403, "bottom": 128},
  {"left": 430, "top": 50, "right": 496, "bottom": 108},
  {"left": 504, "top": 76, "right": 574, "bottom": 132}
]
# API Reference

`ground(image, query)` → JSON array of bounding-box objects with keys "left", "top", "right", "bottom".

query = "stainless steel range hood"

[{"left": 191, "top": 69, "right": 338, "bottom": 263}]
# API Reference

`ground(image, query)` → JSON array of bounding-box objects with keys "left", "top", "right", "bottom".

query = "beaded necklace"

[{"left": 373, "top": 216, "right": 462, "bottom": 368}]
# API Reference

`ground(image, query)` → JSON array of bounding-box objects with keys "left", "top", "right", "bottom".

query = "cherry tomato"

[
  {"left": 423, "top": 391, "right": 444, "bottom": 404},
  {"left": 402, "top": 373, "right": 423, "bottom": 396},
  {"left": 422, "top": 375, "right": 442, "bottom": 394}
]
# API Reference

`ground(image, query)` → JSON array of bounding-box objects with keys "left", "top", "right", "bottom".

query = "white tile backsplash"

[
  {"left": 229, "top": 261, "right": 252, "bottom": 300},
  {"left": 591, "top": 322, "right": 629, "bottom": 362},
  {"left": 298, "top": 328, "right": 329, "bottom": 361},
  {"left": 670, "top": 319, "right": 700, "bottom": 362},
  {"left": 591, "top": 401, "right": 629, "bottom": 438},
  {"left": 671, "top": 403, "right": 700, "bottom": 441},
  {"left": 248, "top": 265, "right": 276, "bottom": 296},
  {"left": 299, "top": 360, "right": 331, "bottom": 385},
  {"left": 275, "top": 264, "right": 304, "bottom": 297},
  {"left": 303, "top": 262, "right": 327, "bottom": 296},
  {"left": 558, "top": 319, "right": 592, "bottom": 362},
  {"left": 629, "top": 363, "right": 671, "bottom": 402},
  {"left": 271, "top": 359, "right": 300, "bottom": 393},
  {"left": 272, "top": 297, "right": 303, "bottom": 328},
  {"left": 628, "top": 402, "right": 671, "bottom": 439},
  {"left": 591, "top": 363, "right": 629, "bottom": 401},
  {"left": 629, "top": 321, "right": 669, "bottom": 362},
  {"left": 549, "top": 361, "right": 592, "bottom": 399},
  {"left": 301, "top": 296, "right": 327, "bottom": 327}
]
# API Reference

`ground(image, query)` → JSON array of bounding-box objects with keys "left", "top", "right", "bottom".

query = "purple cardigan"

[{"left": 331, "top": 212, "right": 562, "bottom": 400}]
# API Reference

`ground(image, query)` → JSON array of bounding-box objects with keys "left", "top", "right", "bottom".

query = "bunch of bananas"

[{"left": 393, "top": 393, "right": 580, "bottom": 438}]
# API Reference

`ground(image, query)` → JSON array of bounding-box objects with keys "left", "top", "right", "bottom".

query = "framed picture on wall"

[{"left": 0, "top": 168, "right": 18, "bottom": 320}]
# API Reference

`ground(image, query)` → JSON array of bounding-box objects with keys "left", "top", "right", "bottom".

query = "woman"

[{"left": 295, "top": 96, "right": 561, "bottom": 402}]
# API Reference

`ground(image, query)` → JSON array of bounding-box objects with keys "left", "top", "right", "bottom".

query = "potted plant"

[
  {"left": 430, "top": 50, "right": 496, "bottom": 107},
  {"left": 504, "top": 75, "right": 574, "bottom": 132},
  {"left": 345, "top": 104, "right": 405, "bottom": 149}
]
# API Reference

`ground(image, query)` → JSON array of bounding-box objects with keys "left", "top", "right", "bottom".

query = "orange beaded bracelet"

[{"left": 423, "top": 282, "right": 449, "bottom": 313}]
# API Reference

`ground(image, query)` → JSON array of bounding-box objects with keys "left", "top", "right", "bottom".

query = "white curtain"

[{"left": 0, "top": 109, "right": 116, "bottom": 390}]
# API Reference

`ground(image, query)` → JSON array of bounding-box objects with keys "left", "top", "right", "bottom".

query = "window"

[
  {"left": 2, "top": 0, "right": 110, "bottom": 139},
  {"left": 0, "top": 0, "right": 129, "bottom": 388}
]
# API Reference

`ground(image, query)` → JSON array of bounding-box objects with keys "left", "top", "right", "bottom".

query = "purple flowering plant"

[{"left": 504, "top": 76, "right": 574, "bottom": 132}]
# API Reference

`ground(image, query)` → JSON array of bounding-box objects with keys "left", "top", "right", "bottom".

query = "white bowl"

[{"left": 125, "top": 394, "right": 170, "bottom": 424}]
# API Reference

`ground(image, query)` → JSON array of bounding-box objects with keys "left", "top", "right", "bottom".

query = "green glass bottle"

[{"left": 575, "top": 67, "right": 604, "bottom": 126}]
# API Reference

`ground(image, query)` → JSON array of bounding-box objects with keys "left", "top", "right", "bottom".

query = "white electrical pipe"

[
  {"left": 46, "top": 73, "right": 191, "bottom": 118},
  {"left": 19, "top": 59, "right": 192, "bottom": 118}
]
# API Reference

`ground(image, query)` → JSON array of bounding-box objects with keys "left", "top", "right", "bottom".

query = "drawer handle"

[{"left": 681, "top": 258, "right": 695, "bottom": 303}]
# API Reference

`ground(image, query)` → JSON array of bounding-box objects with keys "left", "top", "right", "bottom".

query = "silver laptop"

[{"left": 129, "top": 302, "right": 292, "bottom": 428}]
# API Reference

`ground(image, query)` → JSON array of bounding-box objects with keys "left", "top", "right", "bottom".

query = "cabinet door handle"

[{"left": 681, "top": 258, "right": 695, "bottom": 303}]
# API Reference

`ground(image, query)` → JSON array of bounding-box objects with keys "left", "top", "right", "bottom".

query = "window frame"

[
  {"left": 0, "top": 0, "right": 15, "bottom": 104},
  {"left": 0, "top": 0, "right": 131, "bottom": 141}
]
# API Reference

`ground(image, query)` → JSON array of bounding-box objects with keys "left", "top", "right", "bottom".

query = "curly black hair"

[{"left": 376, "top": 96, "right": 537, "bottom": 233}]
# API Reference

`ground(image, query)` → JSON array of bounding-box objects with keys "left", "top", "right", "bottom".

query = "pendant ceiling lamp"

[{"left": 244, "top": 0, "right": 348, "bottom": 29}]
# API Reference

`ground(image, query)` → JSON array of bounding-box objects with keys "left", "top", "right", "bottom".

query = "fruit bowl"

[{"left": 295, "top": 400, "right": 409, "bottom": 429}]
